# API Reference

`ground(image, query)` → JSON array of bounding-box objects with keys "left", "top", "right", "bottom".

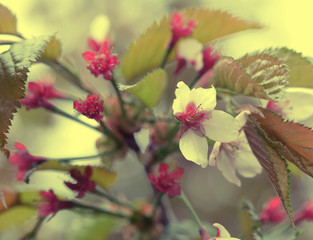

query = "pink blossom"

[
  {"left": 73, "top": 94, "right": 104, "bottom": 122},
  {"left": 266, "top": 100, "right": 291, "bottom": 118},
  {"left": 198, "top": 46, "right": 220, "bottom": 77},
  {"left": 38, "top": 189, "right": 73, "bottom": 218},
  {"left": 148, "top": 163, "right": 184, "bottom": 198},
  {"left": 9, "top": 143, "right": 47, "bottom": 181},
  {"left": 259, "top": 197, "right": 287, "bottom": 224},
  {"left": 83, "top": 41, "right": 119, "bottom": 80},
  {"left": 64, "top": 166, "right": 96, "bottom": 198},
  {"left": 20, "top": 81, "right": 65, "bottom": 110},
  {"left": 88, "top": 38, "right": 110, "bottom": 53},
  {"left": 169, "top": 13, "right": 197, "bottom": 49},
  {"left": 294, "top": 200, "right": 313, "bottom": 224}
]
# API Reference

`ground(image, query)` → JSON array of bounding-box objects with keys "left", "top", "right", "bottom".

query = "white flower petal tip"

[
  {"left": 173, "top": 81, "right": 191, "bottom": 114},
  {"left": 177, "top": 39, "right": 203, "bottom": 70},
  {"left": 212, "top": 223, "right": 240, "bottom": 239}
]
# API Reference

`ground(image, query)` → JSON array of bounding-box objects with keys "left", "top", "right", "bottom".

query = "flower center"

[{"left": 175, "top": 102, "right": 209, "bottom": 131}]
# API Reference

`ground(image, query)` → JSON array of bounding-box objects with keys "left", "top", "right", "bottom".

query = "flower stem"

[
  {"left": 179, "top": 191, "right": 205, "bottom": 229},
  {"left": 49, "top": 152, "right": 109, "bottom": 163},
  {"left": 160, "top": 47, "right": 173, "bottom": 68},
  {"left": 189, "top": 75, "right": 200, "bottom": 89},
  {"left": 42, "top": 60, "right": 92, "bottom": 95},
  {"left": 151, "top": 193, "right": 164, "bottom": 218},
  {"left": 99, "top": 121, "right": 121, "bottom": 145},
  {"left": 73, "top": 201, "right": 131, "bottom": 219},
  {"left": 21, "top": 217, "right": 46, "bottom": 240},
  {"left": 111, "top": 77, "right": 127, "bottom": 119},
  {"left": 48, "top": 106, "right": 102, "bottom": 133},
  {"left": 93, "top": 188, "right": 136, "bottom": 211}
]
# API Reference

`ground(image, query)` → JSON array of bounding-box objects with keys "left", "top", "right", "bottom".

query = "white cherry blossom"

[
  {"left": 173, "top": 81, "right": 240, "bottom": 168},
  {"left": 208, "top": 110, "right": 262, "bottom": 186}
]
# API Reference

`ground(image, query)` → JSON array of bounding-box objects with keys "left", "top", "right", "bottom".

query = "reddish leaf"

[
  {"left": 253, "top": 109, "right": 313, "bottom": 178},
  {"left": 244, "top": 122, "right": 293, "bottom": 225}
]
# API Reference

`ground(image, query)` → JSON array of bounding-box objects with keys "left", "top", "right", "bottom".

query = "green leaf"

[
  {"left": 264, "top": 47, "right": 313, "bottom": 88},
  {"left": 36, "top": 160, "right": 117, "bottom": 189},
  {"left": 237, "top": 53, "right": 289, "bottom": 100},
  {"left": 212, "top": 53, "right": 289, "bottom": 100},
  {"left": 0, "top": 4, "right": 17, "bottom": 35},
  {"left": 66, "top": 214, "right": 117, "bottom": 240},
  {"left": 0, "top": 35, "right": 53, "bottom": 157},
  {"left": 121, "top": 8, "right": 261, "bottom": 82},
  {"left": 40, "top": 35, "right": 62, "bottom": 61},
  {"left": 119, "top": 69, "right": 167, "bottom": 108},
  {"left": 244, "top": 122, "right": 293, "bottom": 226},
  {"left": 212, "top": 57, "right": 269, "bottom": 99},
  {"left": 0, "top": 205, "right": 37, "bottom": 232}
]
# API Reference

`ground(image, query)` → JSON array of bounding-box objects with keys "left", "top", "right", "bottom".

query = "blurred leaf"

[
  {"left": 0, "top": 35, "right": 53, "bottom": 157},
  {"left": 119, "top": 69, "right": 167, "bottom": 108},
  {"left": 121, "top": 8, "right": 261, "bottom": 82},
  {"left": 0, "top": 205, "right": 36, "bottom": 232},
  {"left": 265, "top": 47, "right": 313, "bottom": 88},
  {"left": 0, "top": 189, "right": 19, "bottom": 211},
  {"left": 36, "top": 160, "right": 117, "bottom": 189},
  {"left": 237, "top": 53, "right": 289, "bottom": 100},
  {"left": 240, "top": 199, "right": 262, "bottom": 240},
  {"left": 244, "top": 122, "right": 293, "bottom": 226},
  {"left": 0, "top": 4, "right": 17, "bottom": 34},
  {"left": 212, "top": 57, "right": 269, "bottom": 100},
  {"left": 67, "top": 214, "right": 117, "bottom": 240},
  {"left": 40, "top": 35, "right": 62, "bottom": 60},
  {"left": 19, "top": 191, "right": 40, "bottom": 205}
]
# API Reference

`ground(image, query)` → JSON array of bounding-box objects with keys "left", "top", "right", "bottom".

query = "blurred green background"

[{"left": 1, "top": 0, "right": 313, "bottom": 239}]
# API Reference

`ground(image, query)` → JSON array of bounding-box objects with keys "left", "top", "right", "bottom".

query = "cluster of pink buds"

[
  {"left": 64, "top": 166, "right": 96, "bottom": 198},
  {"left": 73, "top": 94, "right": 104, "bottom": 122},
  {"left": 38, "top": 189, "right": 74, "bottom": 218},
  {"left": 169, "top": 13, "right": 196, "bottom": 49},
  {"left": 83, "top": 39, "right": 119, "bottom": 80},
  {"left": 20, "top": 81, "right": 65, "bottom": 110},
  {"left": 149, "top": 163, "right": 184, "bottom": 198},
  {"left": 9, "top": 143, "right": 47, "bottom": 181}
]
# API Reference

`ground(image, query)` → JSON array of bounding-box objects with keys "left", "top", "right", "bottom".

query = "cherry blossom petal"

[
  {"left": 234, "top": 135, "right": 262, "bottom": 178},
  {"left": 179, "top": 129, "right": 208, "bottom": 167},
  {"left": 213, "top": 223, "right": 231, "bottom": 238},
  {"left": 172, "top": 81, "right": 191, "bottom": 114},
  {"left": 202, "top": 110, "right": 240, "bottom": 142},
  {"left": 190, "top": 86, "right": 216, "bottom": 112},
  {"left": 212, "top": 144, "right": 241, "bottom": 186}
]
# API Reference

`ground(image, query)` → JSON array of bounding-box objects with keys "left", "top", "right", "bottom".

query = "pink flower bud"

[{"left": 148, "top": 163, "right": 184, "bottom": 198}]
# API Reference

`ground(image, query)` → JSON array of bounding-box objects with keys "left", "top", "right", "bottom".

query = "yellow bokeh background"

[{"left": 1, "top": 0, "right": 313, "bottom": 239}]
